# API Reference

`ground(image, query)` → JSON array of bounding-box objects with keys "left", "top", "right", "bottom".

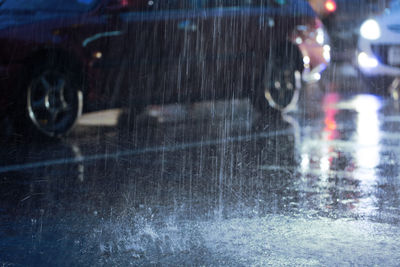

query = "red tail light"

[{"left": 324, "top": 0, "right": 337, "bottom": 13}]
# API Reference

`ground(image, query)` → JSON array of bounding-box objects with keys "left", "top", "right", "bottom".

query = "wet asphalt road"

[{"left": 2, "top": 63, "right": 400, "bottom": 266}]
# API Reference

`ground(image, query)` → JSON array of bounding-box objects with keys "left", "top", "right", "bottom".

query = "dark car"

[{"left": 0, "top": 0, "right": 329, "bottom": 138}]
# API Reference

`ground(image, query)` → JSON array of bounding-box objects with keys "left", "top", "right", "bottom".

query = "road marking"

[{"left": 0, "top": 129, "right": 294, "bottom": 174}]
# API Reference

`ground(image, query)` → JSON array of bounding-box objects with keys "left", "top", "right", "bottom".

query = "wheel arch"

[
  {"left": 269, "top": 41, "right": 305, "bottom": 72},
  {"left": 19, "top": 47, "right": 86, "bottom": 89}
]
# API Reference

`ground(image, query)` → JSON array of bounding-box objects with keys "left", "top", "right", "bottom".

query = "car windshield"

[{"left": 0, "top": 0, "right": 99, "bottom": 12}]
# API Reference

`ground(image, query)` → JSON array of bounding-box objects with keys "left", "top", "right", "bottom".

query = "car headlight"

[{"left": 360, "top": 19, "right": 381, "bottom": 40}]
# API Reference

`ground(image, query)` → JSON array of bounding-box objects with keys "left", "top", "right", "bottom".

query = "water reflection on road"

[
  {"left": 296, "top": 93, "right": 385, "bottom": 219},
  {"left": 1, "top": 91, "right": 400, "bottom": 265}
]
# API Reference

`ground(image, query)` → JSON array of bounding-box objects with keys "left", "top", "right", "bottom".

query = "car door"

[
  {"left": 147, "top": 0, "right": 202, "bottom": 104},
  {"left": 77, "top": 0, "right": 195, "bottom": 109},
  {"left": 104, "top": 0, "right": 201, "bottom": 106},
  {"left": 197, "top": 0, "right": 279, "bottom": 98},
  {"left": 76, "top": 0, "right": 159, "bottom": 109}
]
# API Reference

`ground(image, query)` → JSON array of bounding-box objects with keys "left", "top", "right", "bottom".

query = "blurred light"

[
  {"left": 274, "top": 0, "right": 286, "bottom": 4},
  {"left": 316, "top": 28, "right": 324, "bottom": 45},
  {"left": 94, "top": 51, "right": 102, "bottom": 59},
  {"left": 268, "top": 18, "right": 275, "bottom": 27},
  {"left": 324, "top": 0, "right": 337, "bottom": 13},
  {"left": 295, "top": 37, "right": 302, "bottom": 44},
  {"left": 303, "top": 56, "right": 310, "bottom": 65},
  {"left": 358, "top": 52, "right": 378, "bottom": 68},
  {"left": 323, "top": 45, "right": 331, "bottom": 62},
  {"left": 323, "top": 92, "right": 340, "bottom": 140},
  {"left": 320, "top": 155, "right": 331, "bottom": 173},
  {"left": 350, "top": 95, "right": 382, "bottom": 216},
  {"left": 301, "top": 154, "right": 310, "bottom": 171},
  {"left": 352, "top": 94, "right": 382, "bottom": 113},
  {"left": 312, "top": 73, "right": 321, "bottom": 81},
  {"left": 389, "top": 78, "right": 400, "bottom": 100},
  {"left": 360, "top": 19, "right": 381, "bottom": 40},
  {"left": 352, "top": 95, "right": 382, "bottom": 185},
  {"left": 325, "top": 117, "right": 336, "bottom": 131}
]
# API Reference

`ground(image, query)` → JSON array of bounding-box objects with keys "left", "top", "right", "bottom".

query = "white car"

[{"left": 357, "top": 0, "right": 400, "bottom": 91}]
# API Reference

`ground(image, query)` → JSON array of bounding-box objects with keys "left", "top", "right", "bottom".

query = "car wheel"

[
  {"left": 253, "top": 45, "right": 302, "bottom": 114},
  {"left": 15, "top": 63, "right": 83, "bottom": 138}
]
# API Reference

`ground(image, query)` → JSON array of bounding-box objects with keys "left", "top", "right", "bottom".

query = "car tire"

[
  {"left": 252, "top": 44, "right": 302, "bottom": 115},
  {"left": 14, "top": 60, "right": 83, "bottom": 139}
]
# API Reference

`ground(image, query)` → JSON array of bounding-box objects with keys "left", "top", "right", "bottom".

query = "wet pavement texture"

[{"left": 2, "top": 63, "right": 400, "bottom": 266}]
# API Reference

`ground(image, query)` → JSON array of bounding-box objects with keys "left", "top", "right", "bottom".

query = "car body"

[
  {"left": 357, "top": 0, "right": 400, "bottom": 82},
  {"left": 0, "top": 0, "right": 329, "bottom": 138}
]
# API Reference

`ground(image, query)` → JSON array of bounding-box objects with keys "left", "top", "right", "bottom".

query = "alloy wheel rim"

[{"left": 27, "top": 70, "right": 82, "bottom": 136}]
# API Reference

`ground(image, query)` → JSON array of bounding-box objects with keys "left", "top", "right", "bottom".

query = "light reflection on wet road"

[{"left": 2, "top": 65, "right": 400, "bottom": 265}]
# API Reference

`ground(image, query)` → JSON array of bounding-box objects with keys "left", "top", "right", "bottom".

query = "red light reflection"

[
  {"left": 323, "top": 92, "right": 340, "bottom": 140},
  {"left": 325, "top": 0, "right": 337, "bottom": 13}
]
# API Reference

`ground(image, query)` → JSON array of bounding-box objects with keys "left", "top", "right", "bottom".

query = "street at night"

[
  {"left": 2, "top": 0, "right": 400, "bottom": 265},
  {"left": 2, "top": 62, "right": 400, "bottom": 265}
]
